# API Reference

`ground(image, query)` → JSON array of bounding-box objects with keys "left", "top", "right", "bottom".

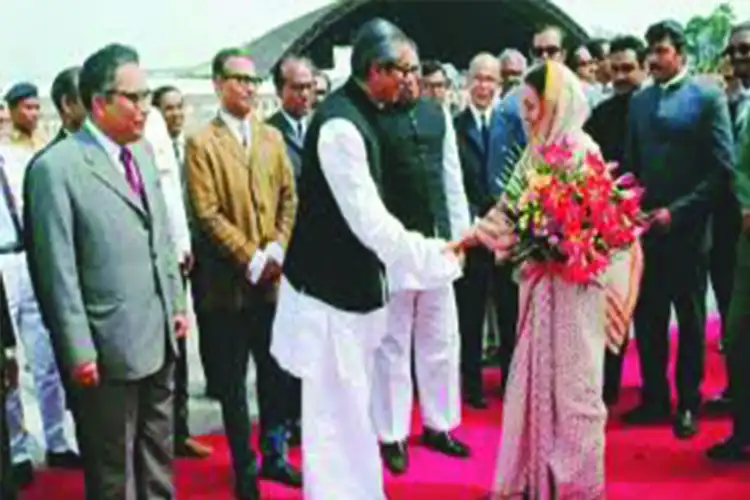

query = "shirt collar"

[
  {"left": 281, "top": 109, "right": 309, "bottom": 135},
  {"left": 218, "top": 109, "right": 251, "bottom": 140},
  {"left": 469, "top": 101, "right": 494, "bottom": 128},
  {"left": 660, "top": 67, "right": 689, "bottom": 90},
  {"left": 85, "top": 119, "right": 122, "bottom": 159}
]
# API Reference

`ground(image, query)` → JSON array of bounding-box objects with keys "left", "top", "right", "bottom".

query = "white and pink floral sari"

[{"left": 490, "top": 62, "right": 642, "bottom": 499}]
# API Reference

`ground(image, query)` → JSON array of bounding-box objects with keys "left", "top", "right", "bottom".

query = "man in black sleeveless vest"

[
  {"left": 270, "top": 20, "right": 462, "bottom": 500},
  {"left": 370, "top": 40, "right": 471, "bottom": 475}
]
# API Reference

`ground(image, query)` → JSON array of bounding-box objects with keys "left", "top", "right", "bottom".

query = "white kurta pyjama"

[
  {"left": 271, "top": 117, "right": 461, "bottom": 500},
  {"left": 372, "top": 109, "right": 471, "bottom": 442}
]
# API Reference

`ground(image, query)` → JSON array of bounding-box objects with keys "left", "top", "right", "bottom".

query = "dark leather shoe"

[
  {"left": 704, "top": 390, "right": 731, "bottom": 414},
  {"left": 421, "top": 429, "right": 470, "bottom": 458},
  {"left": 464, "top": 392, "right": 488, "bottom": 409},
  {"left": 46, "top": 450, "right": 82, "bottom": 469},
  {"left": 11, "top": 460, "right": 33, "bottom": 489},
  {"left": 235, "top": 476, "right": 259, "bottom": 500},
  {"left": 260, "top": 458, "right": 302, "bottom": 488},
  {"left": 673, "top": 410, "right": 698, "bottom": 439},
  {"left": 176, "top": 437, "right": 213, "bottom": 458},
  {"left": 707, "top": 436, "right": 750, "bottom": 462},
  {"left": 287, "top": 421, "right": 301, "bottom": 447},
  {"left": 622, "top": 403, "right": 671, "bottom": 425},
  {"left": 380, "top": 441, "right": 408, "bottom": 475}
]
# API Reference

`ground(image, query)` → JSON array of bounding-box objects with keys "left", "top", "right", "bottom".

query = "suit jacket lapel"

[
  {"left": 459, "top": 109, "right": 485, "bottom": 155},
  {"left": 131, "top": 143, "right": 158, "bottom": 222},
  {"left": 736, "top": 97, "right": 750, "bottom": 137},
  {"left": 77, "top": 129, "right": 148, "bottom": 220},
  {"left": 212, "top": 116, "right": 246, "bottom": 164}
]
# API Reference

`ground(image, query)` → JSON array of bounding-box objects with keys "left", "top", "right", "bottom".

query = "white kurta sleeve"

[
  {"left": 441, "top": 108, "right": 471, "bottom": 240},
  {"left": 145, "top": 113, "right": 192, "bottom": 261},
  {"left": 318, "top": 118, "right": 461, "bottom": 290}
]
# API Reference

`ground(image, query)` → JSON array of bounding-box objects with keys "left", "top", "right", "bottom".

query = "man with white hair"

[
  {"left": 498, "top": 49, "right": 527, "bottom": 97},
  {"left": 453, "top": 52, "right": 526, "bottom": 408}
]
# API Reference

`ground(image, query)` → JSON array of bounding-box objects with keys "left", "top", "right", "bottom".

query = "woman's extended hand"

[{"left": 447, "top": 205, "right": 517, "bottom": 261}]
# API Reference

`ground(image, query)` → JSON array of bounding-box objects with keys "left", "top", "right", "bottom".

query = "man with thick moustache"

[
  {"left": 24, "top": 43, "right": 187, "bottom": 499},
  {"left": 623, "top": 21, "right": 735, "bottom": 439}
]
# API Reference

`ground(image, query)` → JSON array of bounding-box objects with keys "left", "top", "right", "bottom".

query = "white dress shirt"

[
  {"left": 86, "top": 120, "right": 126, "bottom": 175},
  {"left": 143, "top": 111, "right": 192, "bottom": 262},
  {"left": 218, "top": 109, "right": 251, "bottom": 147},
  {"left": 281, "top": 109, "right": 308, "bottom": 140},
  {"left": 469, "top": 102, "right": 494, "bottom": 131}
]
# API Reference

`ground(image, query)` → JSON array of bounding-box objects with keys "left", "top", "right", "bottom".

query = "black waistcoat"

[
  {"left": 376, "top": 98, "right": 451, "bottom": 239},
  {"left": 283, "top": 79, "right": 387, "bottom": 312}
]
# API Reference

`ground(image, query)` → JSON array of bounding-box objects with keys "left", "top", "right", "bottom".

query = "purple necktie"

[{"left": 119, "top": 146, "right": 143, "bottom": 196}]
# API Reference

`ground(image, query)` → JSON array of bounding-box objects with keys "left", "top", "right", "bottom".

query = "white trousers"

[
  {"left": 1, "top": 253, "right": 72, "bottom": 461},
  {"left": 300, "top": 312, "right": 386, "bottom": 500},
  {"left": 371, "top": 285, "right": 461, "bottom": 443}
]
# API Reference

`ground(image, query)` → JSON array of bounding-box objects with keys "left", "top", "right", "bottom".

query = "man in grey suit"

[{"left": 24, "top": 43, "right": 187, "bottom": 499}]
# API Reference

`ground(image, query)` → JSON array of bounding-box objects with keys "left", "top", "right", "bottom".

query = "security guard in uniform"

[{"left": 2, "top": 83, "right": 47, "bottom": 151}]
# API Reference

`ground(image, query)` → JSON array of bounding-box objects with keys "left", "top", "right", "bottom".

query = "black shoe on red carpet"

[
  {"left": 703, "top": 390, "right": 731, "bottom": 414},
  {"left": 260, "top": 458, "right": 302, "bottom": 488},
  {"left": 673, "top": 409, "right": 698, "bottom": 440},
  {"left": 707, "top": 436, "right": 750, "bottom": 462},
  {"left": 421, "top": 429, "right": 470, "bottom": 458},
  {"left": 380, "top": 441, "right": 408, "bottom": 475}
]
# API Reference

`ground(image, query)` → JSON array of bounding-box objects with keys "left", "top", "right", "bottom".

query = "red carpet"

[{"left": 21, "top": 318, "right": 750, "bottom": 499}]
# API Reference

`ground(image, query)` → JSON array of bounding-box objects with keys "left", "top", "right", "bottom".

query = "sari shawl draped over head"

[{"left": 491, "top": 61, "right": 640, "bottom": 500}]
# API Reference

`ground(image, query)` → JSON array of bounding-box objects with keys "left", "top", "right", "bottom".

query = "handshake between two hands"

[{"left": 444, "top": 205, "right": 517, "bottom": 262}]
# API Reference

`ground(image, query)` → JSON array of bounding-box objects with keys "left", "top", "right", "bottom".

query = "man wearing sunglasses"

[
  {"left": 584, "top": 35, "right": 648, "bottom": 407},
  {"left": 530, "top": 25, "right": 566, "bottom": 64}
]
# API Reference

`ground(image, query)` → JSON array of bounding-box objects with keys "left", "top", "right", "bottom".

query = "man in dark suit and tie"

[
  {"left": 454, "top": 52, "right": 525, "bottom": 407},
  {"left": 267, "top": 55, "right": 315, "bottom": 181},
  {"left": 0, "top": 275, "right": 19, "bottom": 500},
  {"left": 24, "top": 43, "right": 187, "bottom": 499},
  {"left": 622, "top": 21, "right": 735, "bottom": 439}
]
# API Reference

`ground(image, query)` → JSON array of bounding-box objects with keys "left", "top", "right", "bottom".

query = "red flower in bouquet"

[{"left": 502, "top": 137, "right": 646, "bottom": 285}]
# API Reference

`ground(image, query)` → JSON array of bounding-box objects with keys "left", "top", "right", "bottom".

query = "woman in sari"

[{"left": 459, "top": 61, "right": 643, "bottom": 498}]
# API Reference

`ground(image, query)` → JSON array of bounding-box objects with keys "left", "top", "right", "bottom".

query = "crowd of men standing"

[{"left": 0, "top": 14, "right": 750, "bottom": 500}]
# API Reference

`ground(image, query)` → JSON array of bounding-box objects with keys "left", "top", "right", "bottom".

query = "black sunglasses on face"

[
  {"left": 724, "top": 43, "right": 750, "bottom": 59},
  {"left": 531, "top": 46, "right": 561, "bottom": 58}
]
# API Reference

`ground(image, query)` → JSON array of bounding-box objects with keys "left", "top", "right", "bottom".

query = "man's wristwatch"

[{"left": 3, "top": 347, "right": 16, "bottom": 360}]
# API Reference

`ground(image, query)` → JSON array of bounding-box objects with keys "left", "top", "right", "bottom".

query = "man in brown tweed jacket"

[{"left": 185, "top": 47, "right": 299, "bottom": 500}]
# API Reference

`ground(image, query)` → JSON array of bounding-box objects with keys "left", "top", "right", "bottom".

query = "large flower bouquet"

[{"left": 500, "top": 137, "right": 646, "bottom": 285}]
